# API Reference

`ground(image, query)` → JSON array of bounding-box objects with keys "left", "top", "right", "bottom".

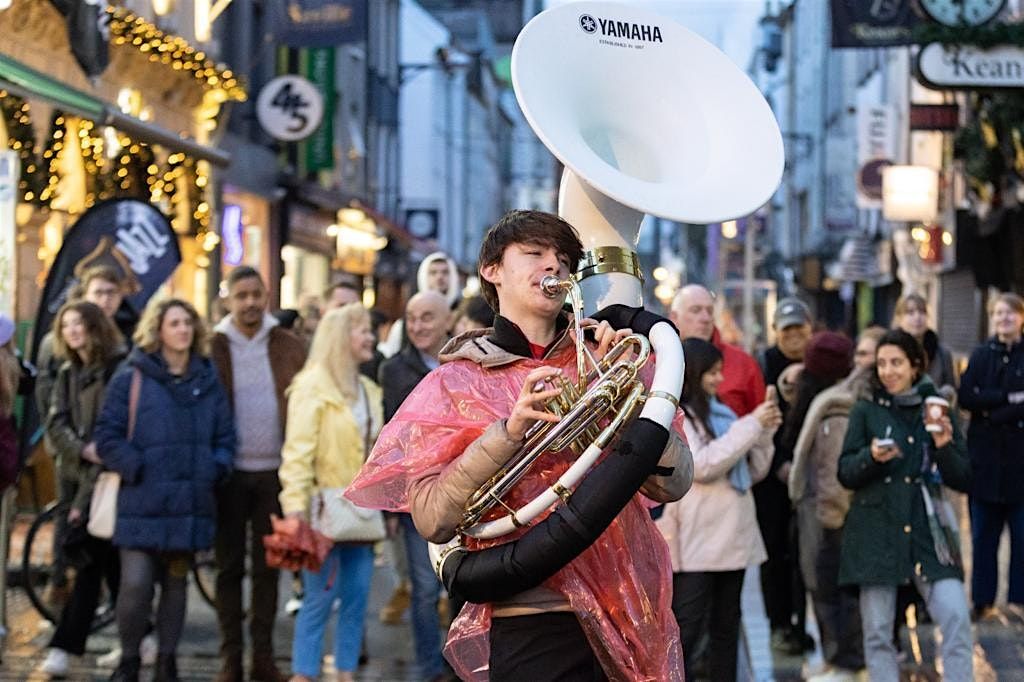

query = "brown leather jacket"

[{"left": 210, "top": 325, "right": 307, "bottom": 433}]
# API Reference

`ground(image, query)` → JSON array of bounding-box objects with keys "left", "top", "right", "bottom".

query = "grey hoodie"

[{"left": 214, "top": 313, "right": 283, "bottom": 471}]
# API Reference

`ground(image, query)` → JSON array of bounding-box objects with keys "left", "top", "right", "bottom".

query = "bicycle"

[{"left": 21, "top": 503, "right": 218, "bottom": 631}]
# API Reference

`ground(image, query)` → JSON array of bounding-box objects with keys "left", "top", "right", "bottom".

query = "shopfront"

[{"left": 0, "top": 1, "right": 244, "bottom": 324}]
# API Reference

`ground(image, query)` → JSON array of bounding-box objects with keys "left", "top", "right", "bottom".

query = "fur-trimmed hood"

[{"left": 416, "top": 251, "right": 460, "bottom": 309}]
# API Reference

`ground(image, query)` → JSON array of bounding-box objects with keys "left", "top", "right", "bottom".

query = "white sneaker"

[
  {"left": 39, "top": 648, "right": 70, "bottom": 676},
  {"left": 140, "top": 633, "right": 158, "bottom": 666},
  {"left": 285, "top": 595, "right": 303, "bottom": 616},
  {"left": 96, "top": 646, "right": 121, "bottom": 668}
]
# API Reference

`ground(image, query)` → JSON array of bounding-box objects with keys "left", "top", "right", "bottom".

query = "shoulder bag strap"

[
  {"left": 359, "top": 380, "right": 372, "bottom": 461},
  {"left": 127, "top": 368, "right": 142, "bottom": 440}
]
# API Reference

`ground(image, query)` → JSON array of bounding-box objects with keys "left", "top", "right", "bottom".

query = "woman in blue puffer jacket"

[{"left": 95, "top": 298, "right": 234, "bottom": 682}]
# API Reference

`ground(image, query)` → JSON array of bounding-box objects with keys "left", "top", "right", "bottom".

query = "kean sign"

[{"left": 918, "top": 43, "right": 1024, "bottom": 90}]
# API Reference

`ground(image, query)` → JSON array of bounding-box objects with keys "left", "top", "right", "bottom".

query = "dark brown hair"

[
  {"left": 477, "top": 210, "right": 583, "bottom": 312},
  {"left": 874, "top": 329, "right": 928, "bottom": 386},
  {"left": 51, "top": 300, "right": 124, "bottom": 367},
  {"left": 71, "top": 265, "right": 125, "bottom": 299}
]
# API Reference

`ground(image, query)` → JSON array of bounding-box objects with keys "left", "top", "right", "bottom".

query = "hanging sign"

[
  {"left": 271, "top": 0, "right": 367, "bottom": 48},
  {"left": 830, "top": 0, "right": 922, "bottom": 48},
  {"left": 256, "top": 75, "right": 325, "bottom": 142},
  {"left": 856, "top": 105, "right": 896, "bottom": 208},
  {"left": 30, "top": 199, "right": 180, "bottom": 364},
  {"left": 0, "top": 151, "right": 18, "bottom": 317},
  {"left": 918, "top": 43, "right": 1024, "bottom": 90}
]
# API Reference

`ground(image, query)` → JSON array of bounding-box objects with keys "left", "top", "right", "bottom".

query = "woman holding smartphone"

[{"left": 837, "top": 329, "right": 972, "bottom": 681}]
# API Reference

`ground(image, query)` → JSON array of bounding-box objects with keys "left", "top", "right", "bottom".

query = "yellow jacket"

[{"left": 278, "top": 370, "right": 383, "bottom": 516}]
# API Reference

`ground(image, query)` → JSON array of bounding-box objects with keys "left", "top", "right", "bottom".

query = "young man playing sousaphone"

[{"left": 346, "top": 210, "right": 693, "bottom": 681}]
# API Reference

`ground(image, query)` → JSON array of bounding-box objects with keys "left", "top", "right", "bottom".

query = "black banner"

[
  {"left": 831, "top": 0, "right": 922, "bottom": 48},
  {"left": 271, "top": 0, "right": 367, "bottom": 48},
  {"left": 49, "top": 0, "right": 111, "bottom": 80},
  {"left": 30, "top": 198, "right": 181, "bottom": 363}
]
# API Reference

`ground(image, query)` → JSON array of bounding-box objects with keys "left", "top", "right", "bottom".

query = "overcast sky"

[{"left": 544, "top": 0, "right": 765, "bottom": 70}]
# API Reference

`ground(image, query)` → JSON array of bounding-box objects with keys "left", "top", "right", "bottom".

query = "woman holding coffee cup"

[
  {"left": 958, "top": 292, "right": 1024, "bottom": 620},
  {"left": 837, "top": 329, "right": 972, "bottom": 682}
]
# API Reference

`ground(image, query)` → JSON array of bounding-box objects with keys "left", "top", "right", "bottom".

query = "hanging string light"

[{"left": 106, "top": 8, "right": 246, "bottom": 104}]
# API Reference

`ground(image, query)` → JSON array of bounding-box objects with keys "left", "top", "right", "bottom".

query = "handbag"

[
  {"left": 87, "top": 368, "right": 140, "bottom": 539},
  {"left": 310, "top": 382, "right": 385, "bottom": 543}
]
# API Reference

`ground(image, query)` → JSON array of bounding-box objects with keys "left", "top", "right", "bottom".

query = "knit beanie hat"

[{"left": 804, "top": 331, "right": 853, "bottom": 384}]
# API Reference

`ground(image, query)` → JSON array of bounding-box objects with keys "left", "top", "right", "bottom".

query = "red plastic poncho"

[{"left": 346, "top": 340, "right": 685, "bottom": 681}]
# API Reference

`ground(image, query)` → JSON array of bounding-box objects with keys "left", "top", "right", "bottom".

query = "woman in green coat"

[{"left": 838, "top": 329, "right": 972, "bottom": 682}]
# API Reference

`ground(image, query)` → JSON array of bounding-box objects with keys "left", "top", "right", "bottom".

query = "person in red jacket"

[{"left": 670, "top": 285, "right": 765, "bottom": 417}]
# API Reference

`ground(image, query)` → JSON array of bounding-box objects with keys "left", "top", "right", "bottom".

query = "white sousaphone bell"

[{"left": 428, "top": 1, "right": 784, "bottom": 572}]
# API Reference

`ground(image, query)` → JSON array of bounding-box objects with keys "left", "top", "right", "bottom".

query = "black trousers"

[
  {"left": 214, "top": 470, "right": 282, "bottom": 660},
  {"left": 672, "top": 569, "right": 745, "bottom": 682},
  {"left": 754, "top": 481, "right": 805, "bottom": 633},
  {"left": 489, "top": 612, "right": 608, "bottom": 681},
  {"left": 50, "top": 535, "right": 119, "bottom": 655},
  {"left": 812, "top": 528, "right": 864, "bottom": 670}
]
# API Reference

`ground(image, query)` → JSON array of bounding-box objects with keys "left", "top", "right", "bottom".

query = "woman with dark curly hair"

[{"left": 95, "top": 298, "right": 235, "bottom": 682}]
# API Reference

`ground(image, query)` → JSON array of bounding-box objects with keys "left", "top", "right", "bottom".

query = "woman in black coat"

[{"left": 958, "top": 291, "right": 1024, "bottom": 618}]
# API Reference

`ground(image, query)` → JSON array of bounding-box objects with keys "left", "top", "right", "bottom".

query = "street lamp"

[{"left": 882, "top": 165, "right": 939, "bottom": 222}]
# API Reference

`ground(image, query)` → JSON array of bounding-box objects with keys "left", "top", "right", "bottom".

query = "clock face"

[{"left": 920, "top": 0, "right": 1006, "bottom": 26}]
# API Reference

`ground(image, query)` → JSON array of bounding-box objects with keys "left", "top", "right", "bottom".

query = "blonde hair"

[
  {"left": 857, "top": 325, "right": 887, "bottom": 347},
  {"left": 298, "top": 303, "right": 369, "bottom": 400},
  {"left": 0, "top": 341, "right": 19, "bottom": 418},
  {"left": 893, "top": 294, "right": 928, "bottom": 327},
  {"left": 132, "top": 297, "right": 209, "bottom": 356},
  {"left": 989, "top": 291, "right": 1024, "bottom": 317}
]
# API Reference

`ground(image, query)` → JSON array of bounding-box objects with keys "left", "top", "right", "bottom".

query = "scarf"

[{"left": 708, "top": 398, "right": 751, "bottom": 493}]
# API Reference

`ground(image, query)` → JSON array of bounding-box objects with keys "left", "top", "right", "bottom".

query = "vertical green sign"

[{"left": 302, "top": 47, "right": 335, "bottom": 173}]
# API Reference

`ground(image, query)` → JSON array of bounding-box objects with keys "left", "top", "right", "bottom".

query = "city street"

[{"left": 2, "top": 527, "right": 1024, "bottom": 681}]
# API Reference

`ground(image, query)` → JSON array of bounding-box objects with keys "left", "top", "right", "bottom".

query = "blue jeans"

[
  {"left": 291, "top": 543, "right": 374, "bottom": 675},
  {"left": 860, "top": 578, "right": 972, "bottom": 682},
  {"left": 399, "top": 513, "right": 444, "bottom": 678},
  {"left": 970, "top": 498, "right": 1024, "bottom": 607}
]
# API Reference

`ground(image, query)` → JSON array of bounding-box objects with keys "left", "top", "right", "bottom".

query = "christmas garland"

[{"left": 913, "top": 21, "right": 1024, "bottom": 48}]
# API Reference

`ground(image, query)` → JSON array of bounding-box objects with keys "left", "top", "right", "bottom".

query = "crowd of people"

[{"left": 1, "top": 208, "right": 1021, "bottom": 682}]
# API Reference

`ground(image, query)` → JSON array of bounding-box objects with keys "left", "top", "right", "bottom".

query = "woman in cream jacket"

[
  {"left": 656, "top": 338, "right": 780, "bottom": 682},
  {"left": 279, "top": 303, "right": 384, "bottom": 682}
]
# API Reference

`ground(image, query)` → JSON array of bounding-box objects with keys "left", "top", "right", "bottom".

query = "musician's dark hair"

[
  {"left": 477, "top": 210, "right": 583, "bottom": 312},
  {"left": 680, "top": 337, "right": 723, "bottom": 439}
]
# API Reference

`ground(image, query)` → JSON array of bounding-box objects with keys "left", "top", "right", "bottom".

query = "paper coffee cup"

[{"left": 924, "top": 396, "right": 949, "bottom": 433}]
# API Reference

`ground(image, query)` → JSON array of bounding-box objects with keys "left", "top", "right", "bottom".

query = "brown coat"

[{"left": 210, "top": 326, "right": 307, "bottom": 433}]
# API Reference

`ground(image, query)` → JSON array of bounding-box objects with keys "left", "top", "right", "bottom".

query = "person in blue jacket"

[
  {"left": 95, "top": 298, "right": 235, "bottom": 682},
  {"left": 958, "top": 291, "right": 1024, "bottom": 619}
]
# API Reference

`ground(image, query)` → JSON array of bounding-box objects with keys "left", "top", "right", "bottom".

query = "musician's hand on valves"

[
  {"left": 506, "top": 366, "right": 565, "bottom": 442},
  {"left": 577, "top": 318, "right": 632, "bottom": 362}
]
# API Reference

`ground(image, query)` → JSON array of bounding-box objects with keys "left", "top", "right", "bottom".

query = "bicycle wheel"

[
  {"left": 21, "top": 503, "right": 59, "bottom": 623},
  {"left": 192, "top": 548, "right": 217, "bottom": 609},
  {"left": 21, "top": 504, "right": 117, "bottom": 633}
]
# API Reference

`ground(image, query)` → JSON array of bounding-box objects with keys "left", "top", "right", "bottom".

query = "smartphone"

[{"left": 875, "top": 438, "right": 896, "bottom": 448}]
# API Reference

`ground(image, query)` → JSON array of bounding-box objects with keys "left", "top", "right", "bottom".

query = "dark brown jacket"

[{"left": 210, "top": 325, "right": 307, "bottom": 433}]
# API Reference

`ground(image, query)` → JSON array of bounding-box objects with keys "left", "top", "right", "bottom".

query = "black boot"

[
  {"left": 154, "top": 653, "right": 179, "bottom": 682},
  {"left": 109, "top": 655, "right": 141, "bottom": 682}
]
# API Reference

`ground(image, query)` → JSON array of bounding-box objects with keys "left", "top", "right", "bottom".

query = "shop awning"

[{"left": 0, "top": 54, "right": 231, "bottom": 167}]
